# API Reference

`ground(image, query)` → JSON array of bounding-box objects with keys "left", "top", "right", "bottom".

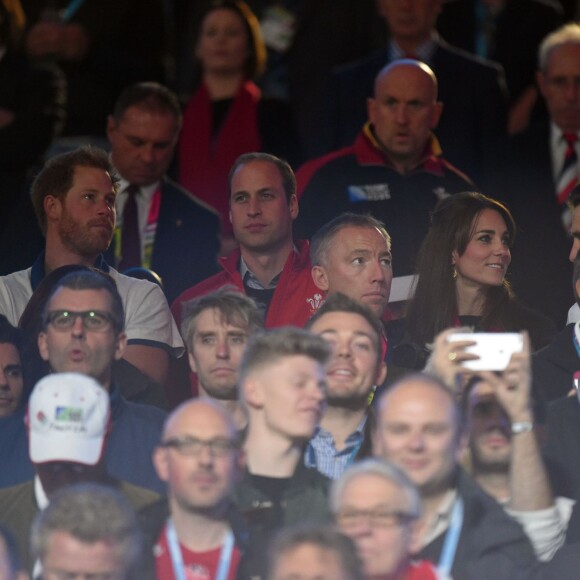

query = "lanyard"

[
  {"left": 113, "top": 186, "right": 161, "bottom": 270},
  {"left": 165, "top": 519, "right": 235, "bottom": 580},
  {"left": 438, "top": 497, "right": 464, "bottom": 577}
]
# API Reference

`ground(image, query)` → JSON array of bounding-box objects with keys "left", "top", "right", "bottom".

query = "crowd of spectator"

[{"left": 2, "top": 0, "right": 580, "bottom": 578}]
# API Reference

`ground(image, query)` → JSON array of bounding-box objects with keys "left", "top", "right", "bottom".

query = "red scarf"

[{"left": 178, "top": 80, "right": 262, "bottom": 235}]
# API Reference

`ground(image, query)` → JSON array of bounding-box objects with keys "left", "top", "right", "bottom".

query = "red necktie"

[
  {"left": 118, "top": 184, "right": 141, "bottom": 271},
  {"left": 557, "top": 132, "right": 578, "bottom": 206}
]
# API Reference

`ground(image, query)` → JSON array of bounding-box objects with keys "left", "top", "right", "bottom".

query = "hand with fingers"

[
  {"left": 478, "top": 332, "right": 532, "bottom": 425},
  {"left": 424, "top": 327, "right": 479, "bottom": 395}
]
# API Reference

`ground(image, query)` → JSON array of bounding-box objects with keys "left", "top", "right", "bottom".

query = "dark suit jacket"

[
  {"left": 105, "top": 177, "right": 220, "bottom": 303},
  {"left": 436, "top": 0, "right": 563, "bottom": 102},
  {"left": 544, "top": 395, "right": 580, "bottom": 500},
  {"left": 320, "top": 37, "right": 508, "bottom": 183},
  {"left": 497, "top": 121, "right": 572, "bottom": 326}
]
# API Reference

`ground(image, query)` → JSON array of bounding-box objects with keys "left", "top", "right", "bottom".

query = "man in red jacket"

[{"left": 172, "top": 152, "right": 323, "bottom": 329}]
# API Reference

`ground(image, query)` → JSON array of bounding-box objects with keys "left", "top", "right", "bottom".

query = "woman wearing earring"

[
  {"left": 395, "top": 192, "right": 555, "bottom": 369},
  {"left": 177, "top": 0, "right": 300, "bottom": 253}
]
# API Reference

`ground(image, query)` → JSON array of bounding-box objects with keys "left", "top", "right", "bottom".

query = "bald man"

[
  {"left": 295, "top": 60, "right": 474, "bottom": 282},
  {"left": 140, "top": 399, "right": 247, "bottom": 579}
]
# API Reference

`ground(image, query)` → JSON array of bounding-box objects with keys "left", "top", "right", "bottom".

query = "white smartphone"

[{"left": 448, "top": 332, "right": 524, "bottom": 371}]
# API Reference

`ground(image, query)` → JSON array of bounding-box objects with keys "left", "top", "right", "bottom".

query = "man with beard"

[
  {"left": 0, "top": 147, "right": 183, "bottom": 388},
  {"left": 172, "top": 152, "right": 323, "bottom": 329},
  {"left": 141, "top": 399, "right": 247, "bottom": 579},
  {"left": 464, "top": 372, "right": 573, "bottom": 561},
  {"left": 181, "top": 288, "right": 263, "bottom": 426},
  {"left": 305, "top": 293, "right": 386, "bottom": 479}
]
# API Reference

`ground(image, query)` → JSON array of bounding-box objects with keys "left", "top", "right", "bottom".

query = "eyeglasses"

[
  {"left": 45, "top": 310, "right": 116, "bottom": 332},
  {"left": 160, "top": 436, "right": 239, "bottom": 457},
  {"left": 336, "top": 508, "right": 418, "bottom": 530}
]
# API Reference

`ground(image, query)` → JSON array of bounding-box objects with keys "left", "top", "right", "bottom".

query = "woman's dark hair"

[
  {"left": 195, "top": 0, "right": 266, "bottom": 80},
  {"left": 405, "top": 192, "right": 516, "bottom": 346}
]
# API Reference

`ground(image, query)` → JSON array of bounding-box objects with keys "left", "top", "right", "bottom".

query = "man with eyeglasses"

[
  {"left": 331, "top": 459, "right": 440, "bottom": 579},
  {"left": 0, "top": 315, "right": 24, "bottom": 419},
  {"left": 0, "top": 268, "right": 167, "bottom": 493},
  {"left": 0, "top": 373, "right": 158, "bottom": 574},
  {"left": 373, "top": 374, "right": 537, "bottom": 578},
  {"left": 139, "top": 398, "right": 247, "bottom": 579}
]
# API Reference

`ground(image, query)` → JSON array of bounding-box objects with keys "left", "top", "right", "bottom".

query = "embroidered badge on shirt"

[
  {"left": 306, "top": 293, "right": 324, "bottom": 312},
  {"left": 348, "top": 184, "right": 391, "bottom": 202}
]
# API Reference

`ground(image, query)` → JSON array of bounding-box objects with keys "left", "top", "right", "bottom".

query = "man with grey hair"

[
  {"left": 500, "top": 23, "right": 580, "bottom": 325},
  {"left": 172, "top": 152, "right": 323, "bottom": 330},
  {"left": 331, "top": 458, "right": 442, "bottom": 579},
  {"left": 310, "top": 214, "right": 393, "bottom": 319},
  {"left": 30, "top": 482, "right": 142, "bottom": 580},
  {"left": 180, "top": 287, "right": 263, "bottom": 427},
  {"left": 234, "top": 327, "right": 332, "bottom": 578},
  {"left": 297, "top": 61, "right": 473, "bottom": 283},
  {"left": 267, "top": 524, "right": 364, "bottom": 580}
]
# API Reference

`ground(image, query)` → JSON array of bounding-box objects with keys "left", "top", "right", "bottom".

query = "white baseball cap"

[{"left": 28, "top": 373, "right": 110, "bottom": 465}]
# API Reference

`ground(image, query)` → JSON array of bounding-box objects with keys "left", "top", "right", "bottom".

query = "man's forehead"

[
  {"left": 545, "top": 42, "right": 580, "bottom": 74},
  {"left": 231, "top": 160, "right": 284, "bottom": 190},
  {"left": 343, "top": 471, "right": 401, "bottom": 495},
  {"left": 376, "top": 65, "right": 435, "bottom": 97},
  {"left": 193, "top": 308, "right": 248, "bottom": 334},
  {"left": 165, "top": 402, "right": 234, "bottom": 438},
  {"left": 48, "top": 287, "right": 113, "bottom": 311},
  {"left": 311, "top": 311, "right": 377, "bottom": 339},
  {"left": 332, "top": 226, "right": 390, "bottom": 249},
  {"left": 381, "top": 380, "right": 455, "bottom": 416}
]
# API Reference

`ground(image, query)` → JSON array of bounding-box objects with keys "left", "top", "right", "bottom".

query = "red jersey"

[{"left": 154, "top": 525, "right": 241, "bottom": 580}]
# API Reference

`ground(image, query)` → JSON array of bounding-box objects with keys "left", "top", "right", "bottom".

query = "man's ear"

[
  {"left": 38, "top": 332, "right": 50, "bottom": 362},
  {"left": 289, "top": 194, "right": 299, "bottom": 220},
  {"left": 407, "top": 518, "right": 424, "bottom": 555},
  {"left": 375, "top": 361, "right": 387, "bottom": 386},
  {"left": 106, "top": 114, "right": 117, "bottom": 141},
  {"left": 242, "top": 377, "right": 264, "bottom": 409},
  {"left": 114, "top": 332, "right": 127, "bottom": 361},
  {"left": 44, "top": 195, "right": 62, "bottom": 224},
  {"left": 152, "top": 446, "right": 169, "bottom": 482},
  {"left": 188, "top": 351, "right": 198, "bottom": 374},
  {"left": 431, "top": 101, "right": 443, "bottom": 129},
  {"left": 311, "top": 266, "right": 329, "bottom": 292}
]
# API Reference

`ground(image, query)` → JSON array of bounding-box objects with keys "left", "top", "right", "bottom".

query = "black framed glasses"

[
  {"left": 45, "top": 310, "right": 116, "bottom": 332},
  {"left": 160, "top": 436, "right": 239, "bottom": 458},
  {"left": 336, "top": 508, "right": 418, "bottom": 530}
]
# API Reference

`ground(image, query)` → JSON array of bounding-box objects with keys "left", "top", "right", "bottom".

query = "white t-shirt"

[{"left": 0, "top": 266, "right": 184, "bottom": 356}]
